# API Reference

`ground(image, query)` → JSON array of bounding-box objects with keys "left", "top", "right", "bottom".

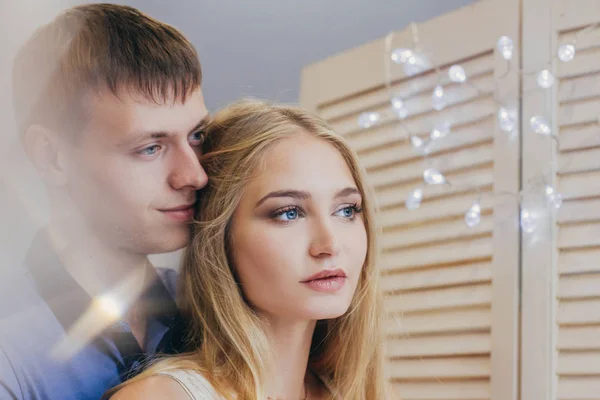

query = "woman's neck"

[{"left": 264, "top": 317, "right": 318, "bottom": 399}]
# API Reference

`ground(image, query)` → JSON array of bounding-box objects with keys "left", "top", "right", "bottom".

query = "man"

[{"left": 0, "top": 4, "right": 209, "bottom": 399}]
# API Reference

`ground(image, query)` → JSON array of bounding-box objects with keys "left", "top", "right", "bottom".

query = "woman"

[{"left": 109, "top": 100, "right": 390, "bottom": 399}]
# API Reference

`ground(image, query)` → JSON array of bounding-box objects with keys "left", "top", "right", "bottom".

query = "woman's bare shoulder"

[{"left": 109, "top": 375, "right": 190, "bottom": 400}]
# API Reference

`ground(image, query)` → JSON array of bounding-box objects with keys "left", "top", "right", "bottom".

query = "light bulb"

[
  {"left": 449, "top": 65, "right": 467, "bottom": 83},
  {"left": 558, "top": 44, "right": 576, "bottom": 62},
  {"left": 357, "top": 112, "right": 380, "bottom": 129},
  {"left": 520, "top": 209, "right": 536, "bottom": 233},
  {"left": 430, "top": 122, "right": 450, "bottom": 140},
  {"left": 545, "top": 185, "right": 563, "bottom": 209},
  {"left": 537, "top": 69, "right": 555, "bottom": 89},
  {"left": 423, "top": 168, "right": 446, "bottom": 185},
  {"left": 497, "top": 36, "right": 514, "bottom": 61},
  {"left": 406, "top": 188, "right": 423, "bottom": 210},
  {"left": 391, "top": 48, "right": 414, "bottom": 64},
  {"left": 465, "top": 202, "right": 482, "bottom": 228},
  {"left": 391, "top": 96, "right": 404, "bottom": 110},
  {"left": 403, "top": 53, "right": 428, "bottom": 76},
  {"left": 396, "top": 107, "right": 408, "bottom": 119},
  {"left": 432, "top": 85, "right": 446, "bottom": 110},
  {"left": 498, "top": 107, "right": 517, "bottom": 133},
  {"left": 530, "top": 116, "right": 551, "bottom": 136},
  {"left": 410, "top": 135, "right": 425, "bottom": 150}
]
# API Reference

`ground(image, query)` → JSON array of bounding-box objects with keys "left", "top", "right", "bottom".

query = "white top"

[
  {"left": 159, "top": 369, "right": 336, "bottom": 400},
  {"left": 158, "top": 370, "right": 224, "bottom": 400}
]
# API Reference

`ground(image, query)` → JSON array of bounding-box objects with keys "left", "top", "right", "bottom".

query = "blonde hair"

[{"left": 107, "top": 99, "right": 389, "bottom": 399}]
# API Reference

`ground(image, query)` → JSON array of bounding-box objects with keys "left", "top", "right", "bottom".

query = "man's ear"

[{"left": 22, "top": 125, "right": 69, "bottom": 187}]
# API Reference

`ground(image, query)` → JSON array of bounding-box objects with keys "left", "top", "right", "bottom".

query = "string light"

[
  {"left": 432, "top": 85, "right": 446, "bottom": 110},
  {"left": 537, "top": 69, "right": 555, "bottom": 89},
  {"left": 406, "top": 188, "right": 423, "bottom": 210},
  {"left": 423, "top": 168, "right": 446, "bottom": 185},
  {"left": 464, "top": 202, "right": 482, "bottom": 228},
  {"left": 530, "top": 116, "right": 552, "bottom": 136},
  {"left": 363, "top": 22, "right": 597, "bottom": 233},
  {"left": 497, "top": 36, "right": 514, "bottom": 60},
  {"left": 357, "top": 112, "right": 380, "bottom": 129},
  {"left": 448, "top": 65, "right": 467, "bottom": 83},
  {"left": 557, "top": 43, "right": 576, "bottom": 62}
]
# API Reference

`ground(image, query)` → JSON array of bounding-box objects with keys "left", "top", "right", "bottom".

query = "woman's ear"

[{"left": 22, "top": 124, "right": 68, "bottom": 186}]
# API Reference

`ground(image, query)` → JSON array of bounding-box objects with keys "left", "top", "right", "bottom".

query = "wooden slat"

[
  {"left": 559, "top": 96, "right": 600, "bottom": 127},
  {"left": 558, "top": 221, "right": 600, "bottom": 249},
  {"left": 320, "top": 55, "right": 495, "bottom": 121},
  {"left": 559, "top": 274, "right": 600, "bottom": 299},
  {"left": 557, "top": 47, "right": 600, "bottom": 80},
  {"left": 350, "top": 97, "right": 495, "bottom": 154},
  {"left": 558, "top": 351, "right": 600, "bottom": 375},
  {"left": 559, "top": 121, "right": 600, "bottom": 152},
  {"left": 558, "top": 298, "right": 600, "bottom": 325},
  {"left": 558, "top": 198, "right": 600, "bottom": 224},
  {"left": 385, "top": 283, "right": 492, "bottom": 314},
  {"left": 559, "top": 247, "right": 600, "bottom": 274},
  {"left": 558, "top": 377, "right": 600, "bottom": 400},
  {"left": 382, "top": 215, "right": 493, "bottom": 251},
  {"left": 386, "top": 307, "right": 491, "bottom": 337},
  {"left": 393, "top": 380, "right": 490, "bottom": 400},
  {"left": 386, "top": 332, "right": 491, "bottom": 358},
  {"left": 360, "top": 116, "right": 495, "bottom": 171},
  {"left": 389, "top": 356, "right": 490, "bottom": 380},
  {"left": 558, "top": 326, "right": 600, "bottom": 350},
  {"left": 559, "top": 71, "right": 600, "bottom": 103},
  {"left": 378, "top": 189, "right": 493, "bottom": 229},
  {"left": 557, "top": 1, "right": 600, "bottom": 31},
  {"left": 559, "top": 147, "right": 600, "bottom": 175},
  {"left": 382, "top": 262, "right": 492, "bottom": 292},
  {"left": 382, "top": 236, "right": 493, "bottom": 271},
  {"left": 368, "top": 142, "right": 493, "bottom": 188},
  {"left": 377, "top": 165, "right": 494, "bottom": 209},
  {"left": 331, "top": 73, "right": 494, "bottom": 136},
  {"left": 558, "top": 170, "right": 600, "bottom": 199}
]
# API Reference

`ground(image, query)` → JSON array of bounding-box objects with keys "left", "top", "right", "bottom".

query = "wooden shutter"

[
  {"left": 522, "top": 1, "right": 600, "bottom": 399},
  {"left": 300, "top": 1, "right": 520, "bottom": 399}
]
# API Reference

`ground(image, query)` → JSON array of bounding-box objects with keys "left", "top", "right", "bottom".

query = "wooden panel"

[
  {"left": 559, "top": 147, "right": 600, "bottom": 175},
  {"left": 382, "top": 215, "right": 493, "bottom": 251},
  {"left": 558, "top": 351, "right": 600, "bottom": 375},
  {"left": 387, "top": 306, "right": 491, "bottom": 337},
  {"left": 350, "top": 97, "right": 495, "bottom": 154},
  {"left": 558, "top": 377, "right": 600, "bottom": 400},
  {"left": 377, "top": 165, "right": 494, "bottom": 209},
  {"left": 558, "top": 326, "right": 600, "bottom": 350},
  {"left": 558, "top": 198, "right": 600, "bottom": 225},
  {"left": 559, "top": 96, "right": 600, "bottom": 127},
  {"left": 559, "top": 70, "right": 600, "bottom": 103},
  {"left": 361, "top": 116, "right": 495, "bottom": 171},
  {"left": 390, "top": 356, "right": 490, "bottom": 379},
  {"left": 385, "top": 283, "right": 492, "bottom": 314},
  {"left": 557, "top": 0, "right": 600, "bottom": 30},
  {"left": 393, "top": 380, "right": 490, "bottom": 400},
  {"left": 557, "top": 47, "right": 600, "bottom": 80},
  {"left": 386, "top": 332, "right": 491, "bottom": 358},
  {"left": 381, "top": 262, "right": 492, "bottom": 292},
  {"left": 558, "top": 299, "right": 600, "bottom": 325},
  {"left": 558, "top": 221, "right": 600, "bottom": 249},
  {"left": 558, "top": 170, "right": 600, "bottom": 199},
  {"left": 558, "top": 274, "right": 600, "bottom": 299},
  {"left": 559, "top": 247, "right": 600, "bottom": 274},
  {"left": 381, "top": 236, "right": 493, "bottom": 271},
  {"left": 319, "top": 55, "right": 495, "bottom": 122},
  {"left": 378, "top": 189, "right": 494, "bottom": 229},
  {"left": 559, "top": 121, "right": 600, "bottom": 152}
]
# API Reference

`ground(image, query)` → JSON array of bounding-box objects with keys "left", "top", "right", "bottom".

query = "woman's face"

[{"left": 229, "top": 132, "right": 368, "bottom": 321}]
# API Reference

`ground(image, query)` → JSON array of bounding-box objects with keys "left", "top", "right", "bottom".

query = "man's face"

[{"left": 60, "top": 87, "right": 209, "bottom": 254}]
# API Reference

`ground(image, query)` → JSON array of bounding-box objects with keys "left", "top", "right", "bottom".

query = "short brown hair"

[{"left": 13, "top": 3, "right": 202, "bottom": 137}]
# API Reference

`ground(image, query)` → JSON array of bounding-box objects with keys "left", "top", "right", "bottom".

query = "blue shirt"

[{"left": 0, "top": 231, "right": 186, "bottom": 400}]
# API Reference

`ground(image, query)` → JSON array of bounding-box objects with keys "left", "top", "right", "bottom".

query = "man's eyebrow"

[{"left": 189, "top": 114, "right": 210, "bottom": 134}]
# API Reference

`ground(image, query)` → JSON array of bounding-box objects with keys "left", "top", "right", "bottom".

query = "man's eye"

[
  {"left": 138, "top": 145, "right": 161, "bottom": 156},
  {"left": 189, "top": 130, "right": 205, "bottom": 145}
]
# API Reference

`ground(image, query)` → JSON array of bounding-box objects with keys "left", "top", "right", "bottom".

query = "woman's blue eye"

[
  {"left": 277, "top": 209, "right": 299, "bottom": 221},
  {"left": 335, "top": 205, "right": 362, "bottom": 219}
]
